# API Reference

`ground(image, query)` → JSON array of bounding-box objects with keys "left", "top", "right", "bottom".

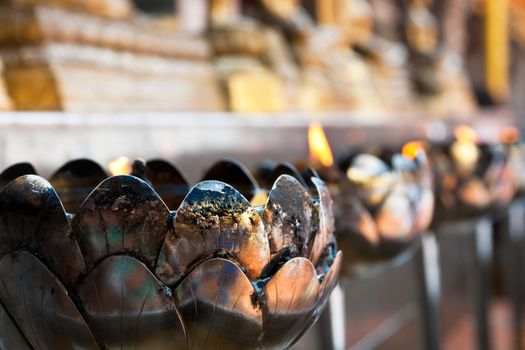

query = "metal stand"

[
  {"left": 319, "top": 284, "right": 346, "bottom": 350},
  {"left": 507, "top": 201, "right": 525, "bottom": 350},
  {"left": 415, "top": 232, "right": 442, "bottom": 350},
  {"left": 472, "top": 218, "right": 494, "bottom": 350}
]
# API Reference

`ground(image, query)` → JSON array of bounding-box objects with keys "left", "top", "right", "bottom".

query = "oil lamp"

[
  {"left": 431, "top": 124, "right": 515, "bottom": 220},
  {"left": 0, "top": 158, "right": 341, "bottom": 350},
  {"left": 336, "top": 142, "right": 434, "bottom": 274}
]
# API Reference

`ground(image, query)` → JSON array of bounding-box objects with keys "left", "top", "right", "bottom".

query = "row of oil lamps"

[{"left": 0, "top": 124, "right": 523, "bottom": 349}]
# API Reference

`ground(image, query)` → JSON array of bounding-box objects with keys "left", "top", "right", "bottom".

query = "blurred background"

[{"left": 0, "top": 0, "right": 524, "bottom": 349}]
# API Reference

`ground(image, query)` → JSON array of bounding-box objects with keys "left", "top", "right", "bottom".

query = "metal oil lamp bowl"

[
  {"left": 430, "top": 125, "right": 516, "bottom": 221},
  {"left": 0, "top": 158, "right": 341, "bottom": 350},
  {"left": 334, "top": 144, "right": 434, "bottom": 275}
]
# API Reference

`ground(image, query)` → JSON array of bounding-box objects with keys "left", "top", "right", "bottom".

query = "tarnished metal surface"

[
  {"left": 78, "top": 255, "right": 186, "bottom": 349},
  {"left": 73, "top": 175, "right": 170, "bottom": 273},
  {"left": 0, "top": 300, "right": 32, "bottom": 350},
  {"left": 0, "top": 162, "right": 37, "bottom": 190},
  {"left": 174, "top": 258, "right": 262, "bottom": 350},
  {"left": 50, "top": 158, "right": 108, "bottom": 212},
  {"left": 0, "top": 159, "right": 341, "bottom": 349},
  {"left": 0, "top": 251, "right": 98, "bottom": 350},
  {"left": 0, "top": 175, "right": 85, "bottom": 288},
  {"left": 263, "top": 175, "right": 314, "bottom": 257},
  {"left": 202, "top": 159, "right": 259, "bottom": 201},
  {"left": 156, "top": 181, "right": 271, "bottom": 285},
  {"left": 262, "top": 257, "right": 320, "bottom": 350},
  {"left": 146, "top": 159, "right": 190, "bottom": 209},
  {"left": 310, "top": 177, "right": 336, "bottom": 266}
]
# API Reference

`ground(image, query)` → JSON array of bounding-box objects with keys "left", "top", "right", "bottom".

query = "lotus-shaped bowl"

[
  {"left": 335, "top": 150, "right": 434, "bottom": 275},
  {"left": 0, "top": 159, "right": 341, "bottom": 350},
  {"left": 430, "top": 142, "right": 515, "bottom": 221}
]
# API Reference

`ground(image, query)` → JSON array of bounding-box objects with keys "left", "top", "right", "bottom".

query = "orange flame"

[
  {"left": 500, "top": 126, "right": 520, "bottom": 144},
  {"left": 108, "top": 156, "right": 132, "bottom": 176},
  {"left": 454, "top": 124, "right": 478, "bottom": 144},
  {"left": 402, "top": 140, "right": 427, "bottom": 160},
  {"left": 308, "top": 122, "right": 334, "bottom": 167}
]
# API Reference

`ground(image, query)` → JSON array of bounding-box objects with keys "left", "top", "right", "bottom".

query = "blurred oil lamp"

[
  {"left": 0, "top": 157, "right": 341, "bottom": 349},
  {"left": 336, "top": 141, "right": 434, "bottom": 274},
  {"left": 499, "top": 126, "right": 525, "bottom": 195},
  {"left": 431, "top": 124, "right": 515, "bottom": 220}
]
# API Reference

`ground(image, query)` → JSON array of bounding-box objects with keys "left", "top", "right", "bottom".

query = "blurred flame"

[
  {"left": 454, "top": 124, "right": 478, "bottom": 144},
  {"left": 402, "top": 140, "right": 426, "bottom": 160},
  {"left": 500, "top": 126, "right": 520, "bottom": 144},
  {"left": 308, "top": 122, "right": 334, "bottom": 167},
  {"left": 108, "top": 156, "right": 132, "bottom": 176}
]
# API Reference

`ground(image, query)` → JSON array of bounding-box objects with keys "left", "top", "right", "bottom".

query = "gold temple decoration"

[
  {"left": 486, "top": 0, "right": 510, "bottom": 102},
  {"left": 405, "top": 0, "right": 438, "bottom": 55},
  {"left": 210, "top": 0, "right": 240, "bottom": 25},
  {"left": 316, "top": 0, "right": 337, "bottom": 24},
  {"left": 210, "top": 0, "right": 290, "bottom": 112},
  {"left": 0, "top": 0, "right": 225, "bottom": 111},
  {"left": 262, "top": 0, "right": 301, "bottom": 21},
  {"left": 0, "top": 61, "right": 12, "bottom": 111}
]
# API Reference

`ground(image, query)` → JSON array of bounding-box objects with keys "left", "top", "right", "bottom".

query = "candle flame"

[
  {"left": 402, "top": 140, "right": 427, "bottom": 160},
  {"left": 500, "top": 126, "right": 520, "bottom": 144},
  {"left": 308, "top": 122, "right": 334, "bottom": 167},
  {"left": 454, "top": 124, "right": 478, "bottom": 144},
  {"left": 108, "top": 156, "right": 132, "bottom": 176}
]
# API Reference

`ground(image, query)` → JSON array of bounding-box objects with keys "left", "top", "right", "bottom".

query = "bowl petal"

[
  {"left": 261, "top": 257, "right": 320, "bottom": 349},
  {"left": 50, "top": 158, "right": 108, "bottom": 213},
  {"left": 309, "top": 177, "right": 336, "bottom": 265},
  {"left": 0, "top": 162, "right": 37, "bottom": 190},
  {"left": 0, "top": 251, "right": 99, "bottom": 350},
  {"left": 146, "top": 159, "right": 190, "bottom": 209},
  {"left": 156, "top": 181, "right": 270, "bottom": 285},
  {"left": 78, "top": 255, "right": 186, "bottom": 349},
  {"left": 174, "top": 258, "right": 262, "bottom": 350},
  {"left": 202, "top": 159, "right": 259, "bottom": 201},
  {"left": 0, "top": 175, "right": 85, "bottom": 288},
  {"left": 263, "top": 175, "right": 314, "bottom": 257},
  {"left": 0, "top": 300, "right": 33, "bottom": 349},
  {"left": 73, "top": 175, "right": 170, "bottom": 273}
]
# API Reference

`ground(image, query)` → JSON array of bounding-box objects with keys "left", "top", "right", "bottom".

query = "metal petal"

[
  {"left": 72, "top": 175, "right": 170, "bottom": 273},
  {"left": 202, "top": 159, "right": 259, "bottom": 201},
  {"left": 261, "top": 257, "right": 320, "bottom": 350},
  {"left": 0, "top": 175, "right": 86, "bottom": 288},
  {"left": 0, "top": 300, "right": 32, "bottom": 350},
  {"left": 50, "top": 158, "right": 108, "bottom": 213},
  {"left": 318, "top": 251, "right": 343, "bottom": 307},
  {"left": 146, "top": 159, "right": 190, "bottom": 209},
  {"left": 345, "top": 154, "right": 394, "bottom": 207},
  {"left": 309, "top": 177, "right": 336, "bottom": 265},
  {"left": 156, "top": 181, "right": 270, "bottom": 285},
  {"left": 337, "top": 197, "right": 380, "bottom": 248},
  {"left": 265, "top": 163, "right": 308, "bottom": 190},
  {"left": 289, "top": 251, "right": 343, "bottom": 347},
  {"left": 0, "top": 162, "right": 37, "bottom": 190},
  {"left": 0, "top": 251, "right": 99, "bottom": 350},
  {"left": 78, "top": 256, "right": 186, "bottom": 350},
  {"left": 375, "top": 188, "right": 414, "bottom": 240},
  {"left": 263, "top": 175, "right": 314, "bottom": 257},
  {"left": 174, "top": 258, "right": 262, "bottom": 350}
]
